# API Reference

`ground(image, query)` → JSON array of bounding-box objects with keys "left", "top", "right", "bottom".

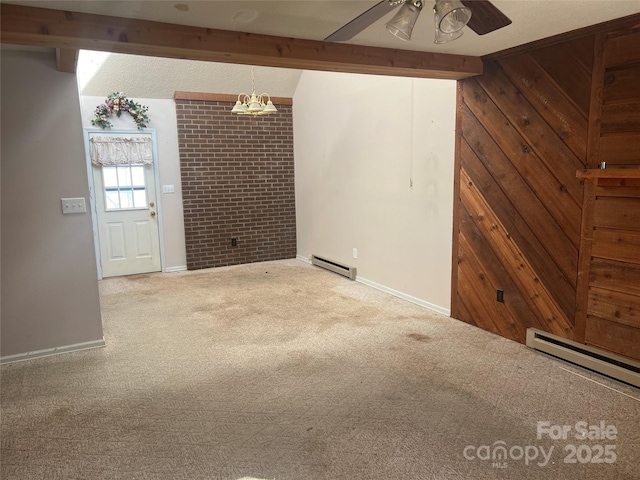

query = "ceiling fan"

[{"left": 325, "top": 0, "right": 512, "bottom": 44}]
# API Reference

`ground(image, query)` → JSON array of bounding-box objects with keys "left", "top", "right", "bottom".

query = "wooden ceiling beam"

[
  {"left": 1, "top": 4, "right": 483, "bottom": 80},
  {"left": 55, "top": 47, "right": 78, "bottom": 73}
]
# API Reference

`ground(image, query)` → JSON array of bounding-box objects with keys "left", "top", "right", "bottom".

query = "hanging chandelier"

[{"left": 230, "top": 67, "right": 278, "bottom": 116}]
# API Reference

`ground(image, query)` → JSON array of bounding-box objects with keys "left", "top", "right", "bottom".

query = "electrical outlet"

[
  {"left": 61, "top": 197, "right": 87, "bottom": 214},
  {"left": 353, "top": 248, "right": 358, "bottom": 259},
  {"left": 497, "top": 289, "right": 504, "bottom": 303},
  {"left": 231, "top": 237, "right": 237, "bottom": 247}
]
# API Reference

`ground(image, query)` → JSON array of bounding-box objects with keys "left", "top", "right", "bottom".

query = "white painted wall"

[
  {"left": 1, "top": 49, "right": 104, "bottom": 357},
  {"left": 79, "top": 96, "right": 187, "bottom": 271},
  {"left": 78, "top": 51, "right": 302, "bottom": 100},
  {"left": 294, "top": 71, "right": 456, "bottom": 313}
]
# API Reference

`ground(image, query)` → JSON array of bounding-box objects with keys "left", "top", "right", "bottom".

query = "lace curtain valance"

[{"left": 90, "top": 136, "right": 153, "bottom": 166}]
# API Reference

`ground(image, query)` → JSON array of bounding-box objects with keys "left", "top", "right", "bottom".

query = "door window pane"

[
  {"left": 103, "top": 167, "right": 119, "bottom": 188},
  {"left": 131, "top": 166, "right": 145, "bottom": 186},
  {"left": 105, "top": 190, "right": 120, "bottom": 209},
  {"left": 133, "top": 189, "right": 147, "bottom": 208},
  {"left": 119, "top": 189, "right": 134, "bottom": 209},
  {"left": 103, "top": 164, "right": 148, "bottom": 210},
  {"left": 117, "top": 166, "right": 132, "bottom": 187}
]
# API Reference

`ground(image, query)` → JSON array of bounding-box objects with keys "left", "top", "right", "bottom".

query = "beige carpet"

[{"left": 1, "top": 259, "right": 639, "bottom": 479}]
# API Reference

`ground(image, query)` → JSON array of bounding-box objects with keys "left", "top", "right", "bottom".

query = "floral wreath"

[{"left": 92, "top": 92, "right": 150, "bottom": 130}]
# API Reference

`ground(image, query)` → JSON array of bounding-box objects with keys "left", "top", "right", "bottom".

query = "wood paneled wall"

[
  {"left": 592, "top": 30, "right": 640, "bottom": 168},
  {"left": 452, "top": 17, "right": 640, "bottom": 357},
  {"left": 575, "top": 171, "right": 640, "bottom": 361}
]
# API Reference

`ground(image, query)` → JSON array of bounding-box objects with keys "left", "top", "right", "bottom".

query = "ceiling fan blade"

[
  {"left": 325, "top": 1, "right": 399, "bottom": 42},
  {"left": 462, "top": 0, "right": 512, "bottom": 35}
]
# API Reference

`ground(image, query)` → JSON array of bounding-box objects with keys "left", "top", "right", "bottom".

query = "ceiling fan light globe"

[
  {"left": 434, "top": 26, "right": 464, "bottom": 44},
  {"left": 434, "top": 0, "right": 471, "bottom": 34},
  {"left": 385, "top": 24, "right": 410, "bottom": 41},
  {"left": 385, "top": 1, "right": 423, "bottom": 42}
]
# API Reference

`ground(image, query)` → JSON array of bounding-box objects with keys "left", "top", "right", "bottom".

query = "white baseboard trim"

[
  {"left": 164, "top": 265, "right": 188, "bottom": 273},
  {"left": 296, "top": 255, "right": 311, "bottom": 264},
  {"left": 298, "top": 254, "right": 450, "bottom": 316},
  {"left": 0, "top": 338, "right": 106, "bottom": 365},
  {"left": 356, "top": 276, "right": 451, "bottom": 317}
]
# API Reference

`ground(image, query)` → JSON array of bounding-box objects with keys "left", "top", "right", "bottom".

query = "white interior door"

[{"left": 93, "top": 162, "right": 161, "bottom": 277}]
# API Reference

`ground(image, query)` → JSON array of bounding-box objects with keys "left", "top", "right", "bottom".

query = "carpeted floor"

[{"left": 1, "top": 259, "right": 639, "bottom": 479}]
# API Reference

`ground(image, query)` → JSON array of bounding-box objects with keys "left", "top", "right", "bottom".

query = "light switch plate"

[
  {"left": 162, "top": 184, "right": 175, "bottom": 193},
  {"left": 61, "top": 197, "right": 87, "bottom": 214}
]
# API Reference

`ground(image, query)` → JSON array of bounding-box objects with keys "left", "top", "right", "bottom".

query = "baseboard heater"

[
  {"left": 526, "top": 328, "right": 640, "bottom": 388},
  {"left": 311, "top": 255, "right": 356, "bottom": 280}
]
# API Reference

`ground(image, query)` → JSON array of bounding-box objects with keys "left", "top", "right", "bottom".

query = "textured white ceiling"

[
  {"left": 77, "top": 51, "right": 303, "bottom": 99},
  {"left": 5, "top": 0, "right": 640, "bottom": 57}
]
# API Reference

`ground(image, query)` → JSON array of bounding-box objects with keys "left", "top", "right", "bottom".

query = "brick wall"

[{"left": 175, "top": 94, "right": 296, "bottom": 270}]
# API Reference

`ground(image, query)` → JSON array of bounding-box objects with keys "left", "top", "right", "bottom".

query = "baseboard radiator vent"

[
  {"left": 311, "top": 255, "right": 356, "bottom": 280},
  {"left": 526, "top": 328, "right": 640, "bottom": 388}
]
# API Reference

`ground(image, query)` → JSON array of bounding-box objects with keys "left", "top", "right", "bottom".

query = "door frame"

[{"left": 83, "top": 128, "right": 166, "bottom": 280}]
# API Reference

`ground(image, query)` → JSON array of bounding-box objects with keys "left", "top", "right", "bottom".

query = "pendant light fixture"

[{"left": 231, "top": 67, "right": 278, "bottom": 116}]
